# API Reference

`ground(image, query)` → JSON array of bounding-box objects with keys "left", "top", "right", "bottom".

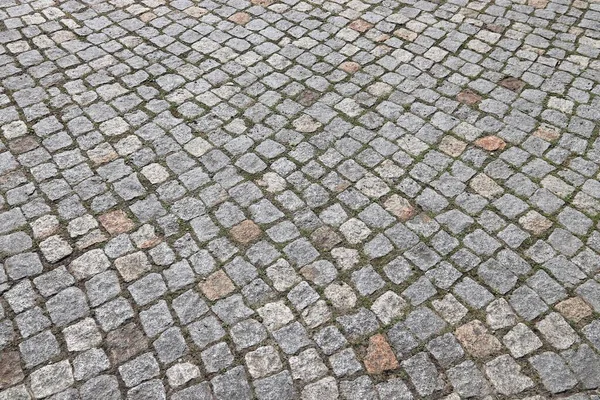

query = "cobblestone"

[{"left": 0, "top": 0, "right": 599, "bottom": 398}]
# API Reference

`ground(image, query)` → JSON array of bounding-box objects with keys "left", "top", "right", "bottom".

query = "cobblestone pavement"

[{"left": 1, "top": 0, "right": 600, "bottom": 398}]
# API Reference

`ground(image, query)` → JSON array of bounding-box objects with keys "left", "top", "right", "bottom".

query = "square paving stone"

[{"left": 529, "top": 352, "right": 578, "bottom": 394}]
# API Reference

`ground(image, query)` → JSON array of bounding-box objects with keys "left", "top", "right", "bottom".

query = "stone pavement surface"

[{"left": 0, "top": 0, "right": 600, "bottom": 398}]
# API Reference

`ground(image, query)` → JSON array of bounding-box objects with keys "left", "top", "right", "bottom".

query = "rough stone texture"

[
  {"left": 485, "top": 355, "right": 534, "bottom": 395},
  {"left": 245, "top": 346, "right": 282, "bottom": 379},
  {"left": 447, "top": 360, "right": 492, "bottom": 398},
  {"left": 29, "top": 360, "right": 74, "bottom": 398},
  {"left": 0, "top": 351, "right": 24, "bottom": 388},
  {"left": 106, "top": 323, "right": 148, "bottom": 365},
  {"left": 499, "top": 77, "right": 526, "bottom": 92},
  {"left": 556, "top": 297, "right": 593, "bottom": 322},
  {"left": 228, "top": 12, "right": 250, "bottom": 25},
  {"left": 199, "top": 270, "right": 235, "bottom": 301},
  {"left": 401, "top": 352, "right": 443, "bottom": 396},
  {"left": 503, "top": 323, "right": 543, "bottom": 359},
  {"left": 0, "top": 0, "right": 599, "bottom": 397},
  {"left": 457, "top": 90, "right": 482, "bottom": 105},
  {"left": 230, "top": 220, "right": 262, "bottom": 245},
  {"left": 475, "top": 136, "right": 506, "bottom": 152},
  {"left": 529, "top": 352, "right": 578, "bottom": 393},
  {"left": 363, "top": 334, "right": 399, "bottom": 374},
  {"left": 455, "top": 320, "right": 502, "bottom": 358},
  {"left": 99, "top": 210, "right": 135, "bottom": 235}
]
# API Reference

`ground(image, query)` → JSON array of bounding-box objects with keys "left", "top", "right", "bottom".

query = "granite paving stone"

[{"left": 1, "top": 0, "right": 599, "bottom": 397}]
